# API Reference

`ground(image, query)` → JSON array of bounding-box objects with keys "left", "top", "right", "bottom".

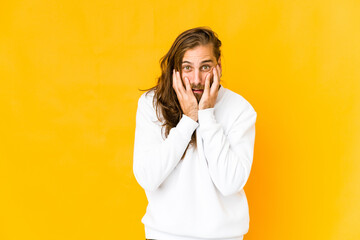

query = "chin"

[{"left": 195, "top": 94, "right": 202, "bottom": 103}]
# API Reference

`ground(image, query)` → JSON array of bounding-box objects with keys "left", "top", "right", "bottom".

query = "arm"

[
  {"left": 198, "top": 105, "right": 257, "bottom": 196},
  {"left": 133, "top": 94, "right": 199, "bottom": 192}
]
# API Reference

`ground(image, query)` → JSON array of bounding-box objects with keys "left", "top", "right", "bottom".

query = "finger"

[
  {"left": 204, "top": 73, "right": 211, "bottom": 94},
  {"left": 172, "top": 69, "right": 178, "bottom": 91},
  {"left": 184, "top": 77, "right": 198, "bottom": 101},
  {"left": 211, "top": 65, "right": 220, "bottom": 95},
  {"left": 172, "top": 69, "right": 176, "bottom": 88},
  {"left": 176, "top": 71, "right": 186, "bottom": 93},
  {"left": 172, "top": 69, "right": 182, "bottom": 98},
  {"left": 184, "top": 76, "right": 191, "bottom": 92},
  {"left": 217, "top": 64, "right": 222, "bottom": 78}
]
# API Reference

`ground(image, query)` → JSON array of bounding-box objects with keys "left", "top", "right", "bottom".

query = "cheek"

[
  {"left": 201, "top": 72, "right": 209, "bottom": 82},
  {"left": 201, "top": 72, "right": 213, "bottom": 84},
  {"left": 182, "top": 72, "right": 192, "bottom": 81}
]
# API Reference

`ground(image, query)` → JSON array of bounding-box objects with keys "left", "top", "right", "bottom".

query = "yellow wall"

[{"left": 1, "top": 0, "right": 359, "bottom": 239}]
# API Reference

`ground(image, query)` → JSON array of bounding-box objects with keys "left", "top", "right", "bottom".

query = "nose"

[{"left": 193, "top": 69, "right": 201, "bottom": 86}]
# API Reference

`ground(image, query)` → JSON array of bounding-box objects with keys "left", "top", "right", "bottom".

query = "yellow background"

[{"left": 1, "top": 0, "right": 359, "bottom": 239}]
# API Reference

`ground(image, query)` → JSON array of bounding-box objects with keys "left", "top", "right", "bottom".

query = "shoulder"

[
  {"left": 220, "top": 87, "right": 257, "bottom": 115},
  {"left": 136, "top": 89, "right": 160, "bottom": 121},
  {"left": 136, "top": 89, "right": 164, "bottom": 128},
  {"left": 137, "top": 89, "right": 156, "bottom": 109}
]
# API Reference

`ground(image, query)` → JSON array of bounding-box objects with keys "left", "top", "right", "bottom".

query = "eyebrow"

[{"left": 182, "top": 59, "right": 214, "bottom": 65}]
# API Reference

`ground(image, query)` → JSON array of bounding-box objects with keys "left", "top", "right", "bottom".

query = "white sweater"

[{"left": 133, "top": 86, "right": 257, "bottom": 240}]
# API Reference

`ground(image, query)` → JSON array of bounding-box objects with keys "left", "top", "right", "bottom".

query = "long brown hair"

[{"left": 144, "top": 26, "right": 222, "bottom": 155}]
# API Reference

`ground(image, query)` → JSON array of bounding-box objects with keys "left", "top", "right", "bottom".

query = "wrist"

[
  {"left": 199, "top": 103, "right": 212, "bottom": 110},
  {"left": 184, "top": 113, "right": 197, "bottom": 122},
  {"left": 190, "top": 114, "right": 198, "bottom": 122}
]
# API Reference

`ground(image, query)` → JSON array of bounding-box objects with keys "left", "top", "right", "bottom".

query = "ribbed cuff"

[
  {"left": 176, "top": 114, "right": 199, "bottom": 140},
  {"left": 198, "top": 108, "right": 216, "bottom": 127}
]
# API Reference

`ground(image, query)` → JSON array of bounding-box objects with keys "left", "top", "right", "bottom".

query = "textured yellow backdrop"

[{"left": 1, "top": 0, "right": 359, "bottom": 239}]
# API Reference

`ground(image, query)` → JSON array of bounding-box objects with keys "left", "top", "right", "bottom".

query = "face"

[{"left": 181, "top": 44, "right": 221, "bottom": 102}]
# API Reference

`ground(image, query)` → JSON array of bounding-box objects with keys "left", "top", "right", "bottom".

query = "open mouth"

[{"left": 192, "top": 89, "right": 204, "bottom": 93}]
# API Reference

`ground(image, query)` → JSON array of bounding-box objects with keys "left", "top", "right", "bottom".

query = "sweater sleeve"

[
  {"left": 133, "top": 94, "right": 199, "bottom": 192},
  {"left": 198, "top": 105, "right": 257, "bottom": 196}
]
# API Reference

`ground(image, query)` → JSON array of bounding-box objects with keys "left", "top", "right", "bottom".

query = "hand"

[
  {"left": 172, "top": 69, "right": 199, "bottom": 122},
  {"left": 199, "top": 64, "right": 221, "bottom": 110}
]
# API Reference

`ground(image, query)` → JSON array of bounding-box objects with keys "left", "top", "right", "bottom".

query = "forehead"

[{"left": 182, "top": 44, "right": 216, "bottom": 62}]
